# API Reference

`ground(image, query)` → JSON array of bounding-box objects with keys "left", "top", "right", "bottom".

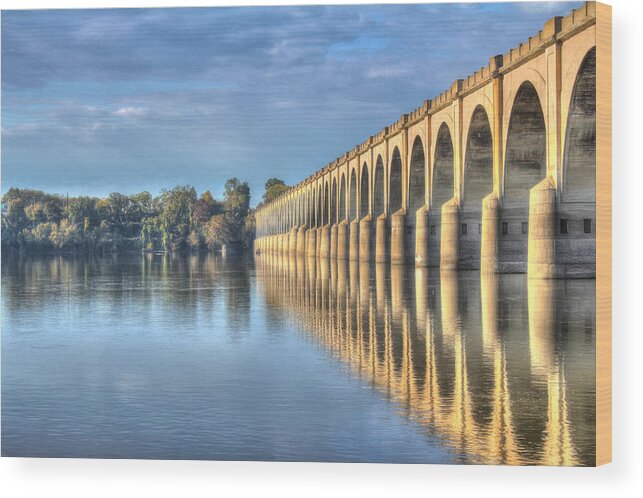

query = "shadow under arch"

[
  {"left": 349, "top": 169, "right": 358, "bottom": 222},
  {"left": 339, "top": 173, "right": 347, "bottom": 222},
  {"left": 360, "top": 162, "right": 370, "bottom": 219},
  {"left": 429, "top": 122, "right": 455, "bottom": 266},
  {"left": 501, "top": 81, "right": 546, "bottom": 273},
  {"left": 557, "top": 47, "right": 596, "bottom": 277},
  {"left": 461, "top": 105, "right": 493, "bottom": 269},
  {"left": 408, "top": 136, "right": 426, "bottom": 263},
  {"left": 389, "top": 147, "right": 403, "bottom": 214}
]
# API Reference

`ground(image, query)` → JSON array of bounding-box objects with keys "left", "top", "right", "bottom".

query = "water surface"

[{"left": 1, "top": 253, "right": 595, "bottom": 464}]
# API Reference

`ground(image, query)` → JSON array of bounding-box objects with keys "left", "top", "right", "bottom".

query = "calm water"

[{"left": 1, "top": 253, "right": 595, "bottom": 464}]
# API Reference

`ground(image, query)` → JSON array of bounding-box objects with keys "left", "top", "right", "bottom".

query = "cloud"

[
  {"left": 366, "top": 64, "right": 413, "bottom": 80},
  {"left": 114, "top": 106, "right": 147, "bottom": 117}
]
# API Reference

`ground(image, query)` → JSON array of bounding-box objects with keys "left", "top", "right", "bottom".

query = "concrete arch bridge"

[{"left": 255, "top": 2, "right": 597, "bottom": 279}]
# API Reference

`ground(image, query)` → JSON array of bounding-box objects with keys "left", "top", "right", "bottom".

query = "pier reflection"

[{"left": 257, "top": 253, "right": 596, "bottom": 466}]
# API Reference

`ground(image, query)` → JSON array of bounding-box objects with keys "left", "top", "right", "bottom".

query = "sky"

[{"left": 1, "top": 2, "right": 581, "bottom": 205}]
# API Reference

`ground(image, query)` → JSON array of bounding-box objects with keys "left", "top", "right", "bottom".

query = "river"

[{"left": 1, "top": 253, "right": 596, "bottom": 464}]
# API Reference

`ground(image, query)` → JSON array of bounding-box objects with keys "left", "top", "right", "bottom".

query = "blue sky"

[{"left": 1, "top": 2, "right": 580, "bottom": 205}]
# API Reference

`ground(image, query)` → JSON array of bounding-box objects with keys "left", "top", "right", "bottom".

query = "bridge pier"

[
  {"left": 319, "top": 224, "right": 331, "bottom": 260},
  {"left": 375, "top": 214, "right": 388, "bottom": 263},
  {"left": 528, "top": 178, "right": 557, "bottom": 279},
  {"left": 440, "top": 199, "right": 460, "bottom": 271},
  {"left": 415, "top": 206, "right": 429, "bottom": 267},
  {"left": 330, "top": 223, "right": 338, "bottom": 260},
  {"left": 297, "top": 225, "right": 307, "bottom": 256},
  {"left": 306, "top": 228, "right": 317, "bottom": 258},
  {"left": 390, "top": 210, "right": 405, "bottom": 265},
  {"left": 337, "top": 220, "right": 348, "bottom": 260},
  {"left": 349, "top": 219, "right": 360, "bottom": 261},
  {"left": 359, "top": 215, "right": 371, "bottom": 262},
  {"left": 481, "top": 194, "right": 500, "bottom": 274},
  {"left": 289, "top": 227, "right": 297, "bottom": 256},
  {"left": 315, "top": 227, "right": 322, "bottom": 256}
]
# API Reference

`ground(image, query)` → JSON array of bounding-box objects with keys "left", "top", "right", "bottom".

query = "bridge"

[{"left": 254, "top": 2, "right": 598, "bottom": 279}]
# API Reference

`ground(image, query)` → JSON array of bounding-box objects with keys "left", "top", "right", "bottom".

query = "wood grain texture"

[{"left": 595, "top": 1, "right": 612, "bottom": 467}]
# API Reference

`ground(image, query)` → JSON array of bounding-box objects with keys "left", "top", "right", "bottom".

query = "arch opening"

[
  {"left": 504, "top": 81, "right": 546, "bottom": 206},
  {"left": 502, "top": 80, "right": 547, "bottom": 272},
  {"left": 317, "top": 186, "right": 323, "bottom": 228},
  {"left": 331, "top": 178, "right": 337, "bottom": 224},
  {"left": 324, "top": 182, "right": 330, "bottom": 226},
  {"left": 428, "top": 123, "right": 454, "bottom": 266},
  {"left": 339, "top": 174, "right": 347, "bottom": 221},
  {"left": 360, "top": 163, "right": 370, "bottom": 219},
  {"left": 432, "top": 122, "right": 455, "bottom": 209},
  {"left": 349, "top": 169, "right": 357, "bottom": 222},
  {"left": 460, "top": 106, "right": 494, "bottom": 268},
  {"left": 409, "top": 136, "right": 426, "bottom": 215},
  {"left": 463, "top": 106, "right": 493, "bottom": 209},
  {"left": 373, "top": 156, "right": 385, "bottom": 218},
  {"left": 559, "top": 47, "right": 596, "bottom": 275},
  {"left": 564, "top": 47, "right": 596, "bottom": 202},
  {"left": 389, "top": 148, "right": 403, "bottom": 214}
]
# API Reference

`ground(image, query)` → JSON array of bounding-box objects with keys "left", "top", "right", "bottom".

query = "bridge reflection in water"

[{"left": 257, "top": 254, "right": 596, "bottom": 466}]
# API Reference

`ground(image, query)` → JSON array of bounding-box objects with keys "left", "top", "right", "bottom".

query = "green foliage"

[
  {"left": 68, "top": 196, "right": 96, "bottom": 228},
  {"left": 157, "top": 185, "right": 197, "bottom": 252},
  {"left": 223, "top": 178, "right": 250, "bottom": 220},
  {"left": 259, "top": 178, "right": 290, "bottom": 207},
  {"left": 191, "top": 190, "right": 221, "bottom": 226},
  {"left": 204, "top": 214, "right": 234, "bottom": 250},
  {"left": 2, "top": 181, "right": 256, "bottom": 255}
]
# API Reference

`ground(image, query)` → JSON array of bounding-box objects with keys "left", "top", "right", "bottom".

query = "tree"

[
  {"left": 43, "top": 199, "right": 63, "bottom": 223},
  {"left": 131, "top": 191, "right": 155, "bottom": 216},
  {"left": 158, "top": 185, "right": 197, "bottom": 252},
  {"left": 68, "top": 196, "right": 96, "bottom": 229},
  {"left": 261, "top": 178, "right": 289, "bottom": 206},
  {"left": 49, "top": 219, "right": 79, "bottom": 250},
  {"left": 204, "top": 214, "right": 235, "bottom": 250},
  {"left": 191, "top": 190, "right": 220, "bottom": 226},
  {"left": 1, "top": 182, "right": 256, "bottom": 255},
  {"left": 24, "top": 202, "right": 46, "bottom": 226},
  {"left": 223, "top": 178, "right": 250, "bottom": 220}
]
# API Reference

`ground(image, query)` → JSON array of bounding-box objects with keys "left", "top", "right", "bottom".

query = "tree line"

[{"left": 1, "top": 177, "right": 289, "bottom": 255}]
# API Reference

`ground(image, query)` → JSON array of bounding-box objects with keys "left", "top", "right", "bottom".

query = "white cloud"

[
  {"left": 366, "top": 64, "right": 412, "bottom": 80},
  {"left": 113, "top": 106, "right": 147, "bottom": 117}
]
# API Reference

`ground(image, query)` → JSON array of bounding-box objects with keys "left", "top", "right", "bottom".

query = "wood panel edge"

[{"left": 595, "top": 0, "right": 612, "bottom": 467}]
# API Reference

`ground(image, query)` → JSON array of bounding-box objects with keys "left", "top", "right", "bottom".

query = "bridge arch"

[
  {"left": 373, "top": 155, "right": 385, "bottom": 218},
  {"left": 463, "top": 105, "right": 493, "bottom": 208},
  {"left": 349, "top": 168, "right": 358, "bottom": 222},
  {"left": 504, "top": 81, "right": 546, "bottom": 205},
  {"left": 310, "top": 188, "right": 316, "bottom": 228},
  {"left": 502, "top": 80, "right": 547, "bottom": 271},
  {"left": 339, "top": 173, "right": 347, "bottom": 221},
  {"left": 408, "top": 135, "right": 426, "bottom": 215},
  {"left": 317, "top": 184, "right": 323, "bottom": 228},
  {"left": 563, "top": 47, "right": 596, "bottom": 202},
  {"left": 324, "top": 181, "right": 330, "bottom": 225},
  {"left": 360, "top": 162, "right": 370, "bottom": 218},
  {"left": 331, "top": 177, "right": 337, "bottom": 224},
  {"left": 432, "top": 122, "right": 455, "bottom": 209},
  {"left": 389, "top": 147, "right": 403, "bottom": 214},
  {"left": 558, "top": 46, "right": 596, "bottom": 275},
  {"left": 427, "top": 122, "right": 455, "bottom": 266}
]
